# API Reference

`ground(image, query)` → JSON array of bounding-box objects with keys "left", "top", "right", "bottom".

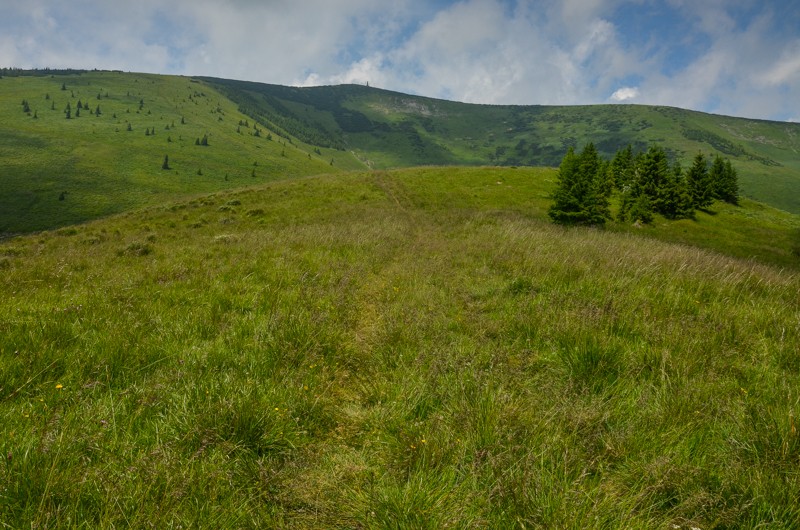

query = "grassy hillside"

[
  {"left": 2, "top": 71, "right": 799, "bottom": 237},
  {"left": 0, "top": 71, "right": 365, "bottom": 235},
  {"left": 2, "top": 168, "right": 799, "bottom": 528},
  {"left": 205, "top": 78, "right": 800, "bottom": 214}
]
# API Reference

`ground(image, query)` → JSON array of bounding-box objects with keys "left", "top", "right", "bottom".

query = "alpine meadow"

[{"left": 1, "top": 70, "right": 800, "bottom": 529}]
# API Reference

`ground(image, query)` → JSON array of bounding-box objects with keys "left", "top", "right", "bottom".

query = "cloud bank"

[{"left": 0, "top": 0, "right": 797, "bottom": 121}]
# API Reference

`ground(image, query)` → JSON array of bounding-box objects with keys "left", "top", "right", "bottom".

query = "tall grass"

[{"left": 1, "top": 168, "right": 799, "bottom": 528}]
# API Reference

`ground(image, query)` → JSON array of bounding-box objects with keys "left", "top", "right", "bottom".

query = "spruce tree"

[
  {"left": 716, "top": 159, "right": 740, "bottom": 205},
  {"left": 629, "top": 193, "right": 654, "bottom": 224},
  {"left": 686, "top": 152, "right": 713, "bottom": 209},
  {"left": 548, "top": 144, "right": 608, "bottom": 225},
  {"left": 162, "top": 155, "right": 170, "bottom": 170},
  {"left": 658, "top": 162, "right": 694, "bottom": 219},
  {"left": 610, "top": 144, "right": 634, "bottom": 190},
  {"left": 637, "top": 146, "right": 669, "bottom": 207}
]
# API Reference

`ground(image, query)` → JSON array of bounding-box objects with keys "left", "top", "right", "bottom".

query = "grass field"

[{"left": 2, "top": 167, "right": 799, "bottom": 528}]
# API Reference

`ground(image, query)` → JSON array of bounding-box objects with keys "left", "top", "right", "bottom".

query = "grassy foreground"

[{"left": 1, "top": 168, "right": 799, "bottom": 528}]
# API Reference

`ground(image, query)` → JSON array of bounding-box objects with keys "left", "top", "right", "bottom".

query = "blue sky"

[{"left": 1, "top": 0, "right": 798, "bottom": 121}]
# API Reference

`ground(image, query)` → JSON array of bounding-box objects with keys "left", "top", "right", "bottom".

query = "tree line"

[{"left": 548, "top": 143, "right": 739, "bottom": 226}]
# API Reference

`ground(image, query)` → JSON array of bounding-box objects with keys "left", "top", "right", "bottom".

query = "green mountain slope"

[
  {"left": 204, "top": 77, "right": 800, "bottom": 214},
  {"left": 0, "top": 71, "right": 365, "bottom": 235},
  {"left": 2, "top": 168, "right": 799, "bottom": 527},
  {"left": 2, "top": 70, "right": 799, "bottom": 236}
]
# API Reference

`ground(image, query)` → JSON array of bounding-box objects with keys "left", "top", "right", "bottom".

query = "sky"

[{"left": 1, "top": 0, "right": 798, "bottom": 121}]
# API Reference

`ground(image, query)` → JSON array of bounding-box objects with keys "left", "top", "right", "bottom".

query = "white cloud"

[
  {"left": 760, "top": 40, "right": 800, "bottom": 86},
  {"left": 610, "top": 87, "right": 639, "bottom": 101}
]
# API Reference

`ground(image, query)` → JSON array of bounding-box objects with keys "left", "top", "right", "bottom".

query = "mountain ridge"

[
  {"left": 1, "top": 69, "right": 799, "bottom": 238},
  {"left": 201, "top": 75, "right": 800, "bottom": 213}
]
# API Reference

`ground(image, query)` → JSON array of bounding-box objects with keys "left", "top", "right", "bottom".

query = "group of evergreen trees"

[{"left": 548, "top": 143, "right": 739, "bottom": 226}]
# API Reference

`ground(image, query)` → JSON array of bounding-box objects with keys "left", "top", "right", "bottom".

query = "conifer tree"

[
  {"left": 710, "top": 154, "right": 739, "bottom": 204},
  {"left": 629, "top": 193, "right": 654, "bottom": 224},
  {"left": 162, "top": 155, "right": 170, "bottom": 170},
  {"left": 658, "top": 161, "right": 694, "bottom": 219},
  {"left": 610, "top": 144, "right": 634, "bottom": 190},
  {"left": 686, "top": 152, "right": 714, "bottom": 209},
  {"left": 548, "top": 144, "right": 609, "bottom": 225}
]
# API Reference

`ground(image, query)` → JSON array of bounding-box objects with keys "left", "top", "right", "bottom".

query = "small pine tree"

[
  {"left": 197, "top": 168, "right": 203, "bottom": 176},
  {"left": 195, "top": 138, "right": 200, "bottom": 146},
  {"left": 686, "top": 152, "right": 714, "bottom": 209},
  {"left": 629, "top": 193, "right": 654, "bottom": 224},
  {"left": 200, "top": 134, "right": 208, "bottom": 146},
  {"left": 77, "top": 100, "right": 83, "bottom": 110},
  {"left": 181, "top": 116, "right": 185, "bottom": 124},
  {"left": 162, "top": 155, "right": 170, "bottom": 170},
  {"left": 145, "top": 128, "right": 150, "bottom": 136},
  {"left": 127, "top": 123, "right": 132, "bottom": 131},
  {"left": 715, "top": 158, "right": 740, "bottom": 205},
  {"left": 61, "top": 82, "right": 66, "bottom": 91},
  {"left": 51, "top": 101, "right": 56, "bottom": 110},
  {"left": 548, "top": 143, "right": 610, "bottom": 225},
  {"left": 95, "top": 105, "right": 101, "bottom": 116},
  {"left": 658, "top": 162, "right": 694, "bottom": 219},
  {"left": 75, "top": 107, "right": 80, "bottom": 117}
]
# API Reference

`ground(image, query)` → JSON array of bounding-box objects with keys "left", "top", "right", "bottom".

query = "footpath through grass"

[{"left": 1, "top": 168, "right": 799, "bottom": 528}]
